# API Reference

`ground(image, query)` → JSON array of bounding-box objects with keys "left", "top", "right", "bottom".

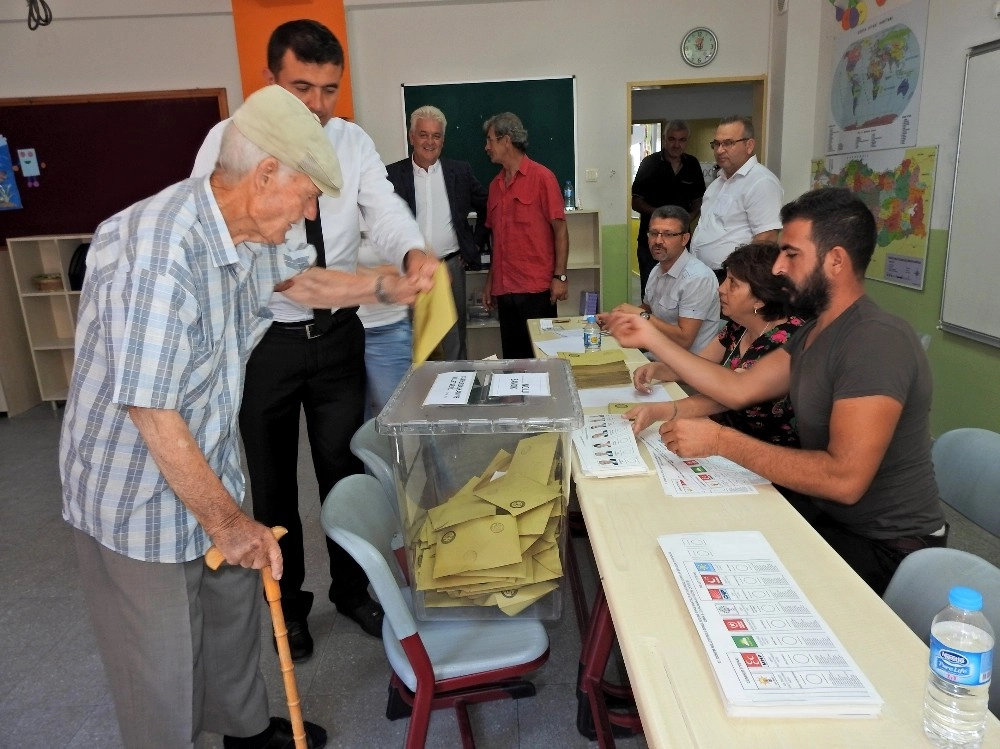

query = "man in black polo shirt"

[{"left": 631, "top": 119, "right": 706, "bottom": 295}]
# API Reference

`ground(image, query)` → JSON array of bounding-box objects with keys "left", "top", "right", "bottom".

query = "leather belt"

[
  {"left": 439, "top": 250, "right": 461, "bottom": 262},
  {"left": 270, "top": 306, "right": 359, "bottom": 340}
]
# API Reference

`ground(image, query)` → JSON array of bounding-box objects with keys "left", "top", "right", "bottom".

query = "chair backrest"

[
  {"left": 932, "top": 428, "right": 1000, "bottom": 537},
  {"left": 883, "top": 547, "right": 1000, "bottom": 716},
  {"left": 350, "top": 418, "right": 399, "bottom": 517},
  {"left": 321, "top": 474, "right": 418, "bottom": 640}
]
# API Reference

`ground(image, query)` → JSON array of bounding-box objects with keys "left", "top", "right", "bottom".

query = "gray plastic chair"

[
  {"left": 932, "top": 428, "right": 1000, "bottom": 537},
  {"left": 321, "top": 474, "right": 550, "bottom": 749},
  {"left": 350, "top": 418, "right": 399, "bottom": 518},
  {"left": 883, "top": 547, "right": 1000, "bottom": 716}
]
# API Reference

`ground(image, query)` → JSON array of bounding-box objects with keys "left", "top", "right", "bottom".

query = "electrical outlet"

[{"left": 585, "top": 169, "right": 598, "bottom": 182}]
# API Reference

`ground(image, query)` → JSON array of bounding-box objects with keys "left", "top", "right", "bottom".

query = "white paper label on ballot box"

[
  {"left": 488, "top": 372, "right": 551, "bottom": 397},
  {"left": 424, "top": 371, "right": 475, "bottom": 405}
]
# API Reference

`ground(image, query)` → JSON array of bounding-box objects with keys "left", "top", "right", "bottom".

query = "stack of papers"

[
  {"left": 572, "top": 413, "right": 651, "bottom": 478},
  {"left": 410, "top": 433, "right": 564, "bottom": 616},
  {"left": 557, "top": 349, "right": 633, "bottom": 389},
  {"left": 659, "top": 531, "right": 883, "bottom": 718},
  {"left": 640, "top": 431, "right": 768, "bottom": 496}
]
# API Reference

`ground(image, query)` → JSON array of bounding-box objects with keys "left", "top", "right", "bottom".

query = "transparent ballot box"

[{"left": 378, "top": 359, "right": 583, "bottom": 620}]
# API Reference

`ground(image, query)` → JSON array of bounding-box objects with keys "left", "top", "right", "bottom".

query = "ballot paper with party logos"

[
  {"left": 659, "top": 531, "right": 883, "bottom": 718},
  {"left": 639, "top": 429, "right": 767, "bottom": 497},
  {"left": 410, "top": 432, "right": 566, "bottom": 616}
]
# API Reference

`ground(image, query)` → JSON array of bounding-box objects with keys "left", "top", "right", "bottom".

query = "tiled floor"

[
  {"left": 0, "top": 405, "right": 647, "bottom": 749},
  {"left": 3, "top": 405, "right": 997, "bottom": 749}
]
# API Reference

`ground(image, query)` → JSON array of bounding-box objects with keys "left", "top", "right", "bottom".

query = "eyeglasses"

[
  {"left": 709, "top": 138, "right": 749, "bottom": 150},
  {"left": 647, "top": 230, "right": 686, "bottom": 240}
]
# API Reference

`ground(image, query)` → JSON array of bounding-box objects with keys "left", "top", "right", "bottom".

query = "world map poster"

[
  {"left": 826, "top": 0, "right": 928, "bottom": 155},
  {"left": 811, "top": 146, "right": 936, "bottom": 289}
]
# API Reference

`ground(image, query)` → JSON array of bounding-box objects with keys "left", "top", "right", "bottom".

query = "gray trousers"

[
  {"left": 74, "top": 529, "right": 269, "bottom": 749},
  {"left": 440, "top": 252, "right": 468, "bottom": 360}
]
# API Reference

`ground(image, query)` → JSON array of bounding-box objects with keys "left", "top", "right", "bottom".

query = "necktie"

[{"left": 305, "top": 205, "right": 333, "bottom": 335}]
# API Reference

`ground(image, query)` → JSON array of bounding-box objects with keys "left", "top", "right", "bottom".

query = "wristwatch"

[
  {"left": 552, "top": 273, "right": 568, "bottom": 282},
  {"left": 640, "top": 311, "right": 651, "bottom": 320}
]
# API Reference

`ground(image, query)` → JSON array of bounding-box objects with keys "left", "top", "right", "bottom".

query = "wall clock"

[{"left": 681, "top": 27, "right": 719, "bottom": 68}]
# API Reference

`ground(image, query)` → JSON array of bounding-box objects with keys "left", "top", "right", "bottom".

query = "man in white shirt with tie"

[{"left": 386, "top": 105, "right": 489, "bottom": 360}]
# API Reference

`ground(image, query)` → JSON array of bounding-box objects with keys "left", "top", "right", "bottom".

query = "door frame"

[{"left": 625, "top": 75, "right": 768, "bottom": 301}]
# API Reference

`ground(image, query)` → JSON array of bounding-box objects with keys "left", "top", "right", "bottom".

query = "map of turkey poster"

[
  {"left": 812, "top": 145, "right": 936, "bottom": 289},
  {"left": 826, "top": 0, "right": 929, "bottom": 156}
]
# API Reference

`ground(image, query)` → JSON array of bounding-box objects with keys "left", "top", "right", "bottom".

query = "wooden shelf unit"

[
  {"left": 466, "top": 209, "right": 602, "bottom": 358},
  {"left": 7, "top": 234, "right": 91, "bottom": 405}
]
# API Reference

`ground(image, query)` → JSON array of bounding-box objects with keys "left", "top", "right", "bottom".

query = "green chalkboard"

[{"left": 402, "top": 77, "right": 576, "bottom": 194}]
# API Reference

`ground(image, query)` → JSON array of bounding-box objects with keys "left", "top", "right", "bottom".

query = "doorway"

[{"left": 626, "top": 76, "right": 767, "bottom": 303}]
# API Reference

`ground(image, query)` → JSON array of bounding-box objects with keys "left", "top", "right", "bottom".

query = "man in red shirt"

[{"left": 482, "top": 112, "right": 569, "bottom": 358}]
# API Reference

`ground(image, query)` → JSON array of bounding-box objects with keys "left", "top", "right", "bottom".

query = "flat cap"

[{"left": 232, "top": 84, "right": 342, "bottom": 198}]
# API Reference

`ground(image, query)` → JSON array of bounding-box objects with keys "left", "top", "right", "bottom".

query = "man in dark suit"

[{"left": 386, "top": 105, "right": 488, "bottom": 359}]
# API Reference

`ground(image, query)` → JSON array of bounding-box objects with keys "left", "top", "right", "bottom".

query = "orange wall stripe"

[{"left": 230, "top": 0, "right": 354, "bottom": 120}]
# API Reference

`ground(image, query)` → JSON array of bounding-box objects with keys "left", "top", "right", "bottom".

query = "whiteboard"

[{"left": 940, "top": 39, "right": 1000, "bottom": 348}]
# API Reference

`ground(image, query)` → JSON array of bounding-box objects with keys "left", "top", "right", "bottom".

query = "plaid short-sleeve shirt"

[{"left": 60, "top": 177, "right": 314, "bottom": 562}]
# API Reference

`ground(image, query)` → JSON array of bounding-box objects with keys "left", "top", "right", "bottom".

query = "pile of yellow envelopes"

[
  {"left": 409, "top": 432, "right": 565, "bottom": 616},
  {"left": 557, "top": 349, "right": 633, "bottom": 389}
]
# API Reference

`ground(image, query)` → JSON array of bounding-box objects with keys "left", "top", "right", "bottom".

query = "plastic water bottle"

[
  {"left": 923, "top": 586, "right": 994, "bottom": 748},
  {"left": 583, "top": 315, "right": 601, "bottom": 352},
  {"left": 563, "top": 180, "right": 575, "bottom": 211}
]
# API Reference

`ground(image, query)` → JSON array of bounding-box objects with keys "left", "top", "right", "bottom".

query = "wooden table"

[{"left": 529, "top": 317, "right": 1000, "bottom": 748}]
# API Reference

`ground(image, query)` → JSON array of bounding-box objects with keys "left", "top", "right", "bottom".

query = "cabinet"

[
  {"left": 466, "top": 209, "right": 602, "bottom": 359},
  {"left": 7, "top": 234, "right": 91, "bottom": 404}
]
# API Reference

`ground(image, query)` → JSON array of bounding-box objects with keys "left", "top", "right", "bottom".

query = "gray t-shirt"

[{"left": 785, "top": 296, "right": 944, "bottom": 539}]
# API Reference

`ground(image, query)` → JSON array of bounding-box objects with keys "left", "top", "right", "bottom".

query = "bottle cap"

[
  {"left": 585, "top": 315, "right": 596, "bottom": 323},
  {"left": 949, "top": 586, "right": 983, "bottom": 611}
]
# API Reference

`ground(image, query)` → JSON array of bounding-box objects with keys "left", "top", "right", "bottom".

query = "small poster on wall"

[{"left": 0, "top": 135, "right": 23, "bottom": 210}]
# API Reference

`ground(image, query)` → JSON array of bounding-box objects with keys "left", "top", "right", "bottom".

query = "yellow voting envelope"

[
  {"left": 474, "top": 473, "right": 560, "bottom": 516},
  {"left": 412, "top": 262, "right": 458, "bottom": 364},
  {"left": 508, "top": 432, "right": 560, "bottom": 485},
  {"left": 432, "top": 513, "right": 522, "bottom": 578}
]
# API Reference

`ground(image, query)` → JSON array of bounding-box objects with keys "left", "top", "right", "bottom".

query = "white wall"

[
  {"left": 346, "top": 0, "right": 774, "bottom": 225},
  {"left": 914, "top": 1, "right": 1000, "bottom": 228},
  {"left": 777, "top": 0, "right": 1000, "bottom": 229},
  {"left": 4, "top": 0, "right": 997, "bottom": 233},
  {"left": 0, "top": 1, "right": 242, "bottom": 114},
  {"left": 1, "top": 0, "right": 773, "bottom": 228}
]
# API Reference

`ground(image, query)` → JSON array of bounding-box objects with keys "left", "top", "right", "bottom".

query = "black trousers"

[
  {"left": 809, "top": 513, "right": 948, "bottom": 596},
  {"left": 239, "top": 316, "right": 369, "bottom": 617},
  {"left": 496, "top": 291, "right": 556, "bottom": 359}
]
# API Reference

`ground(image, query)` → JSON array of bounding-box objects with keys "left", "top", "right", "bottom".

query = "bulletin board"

[
  {"left": 0, "top": 89, "right": 227, "bottom": 246},
  {"left": 401, "top": 77, "right": 576, "bottom": 193},
  {"left": 940, "top": 39, "right": 1000, "bottom": 348}
]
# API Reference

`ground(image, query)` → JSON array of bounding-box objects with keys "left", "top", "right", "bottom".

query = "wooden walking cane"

[{"left": 205, "top": 526, "right": 307, "bottom": 749}]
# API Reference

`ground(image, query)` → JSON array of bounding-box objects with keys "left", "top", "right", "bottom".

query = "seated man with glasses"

[
  {"left": 691, "top": 115, "right": 783, "bottom": 282},
  {"left": 601, "top": 205, "right": 719, "bottom": 352}
]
